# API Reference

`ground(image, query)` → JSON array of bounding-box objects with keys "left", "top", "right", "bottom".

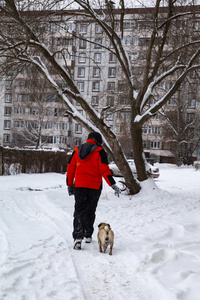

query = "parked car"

[{"left": 109, "top": 159, "right": 160, "bottom": 178}]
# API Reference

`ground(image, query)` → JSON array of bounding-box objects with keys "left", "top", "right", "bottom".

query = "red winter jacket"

[{"left": 66, "top": 139, "right": 115, "bottom": 189}]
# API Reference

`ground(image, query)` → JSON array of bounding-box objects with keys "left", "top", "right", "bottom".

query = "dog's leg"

[
  {"left": 98, "top": 240, "right": 103, "bottom": 253},
  {"left": 103, "top": 245, "right": 107, "bottom": 253},
  {"left": 109, "top": 242, "right": 113, "bottom": 255}
]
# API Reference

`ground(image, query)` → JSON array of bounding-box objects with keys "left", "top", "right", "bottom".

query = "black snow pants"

[{"left": 73, "top": 187, "right": 102, "bottom": 240}]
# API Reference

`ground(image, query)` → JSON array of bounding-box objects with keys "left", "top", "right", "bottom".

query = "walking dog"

[{"left": 97, "top": 223, "right": 114, "bottom": 255}]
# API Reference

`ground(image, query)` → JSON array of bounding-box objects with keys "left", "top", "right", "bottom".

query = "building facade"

[{"left": 0, "top": 5, "right": 200, "bottom": 162}]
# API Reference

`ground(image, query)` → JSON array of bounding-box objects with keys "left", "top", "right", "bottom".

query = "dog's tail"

[{"left": 104, "top": 225, "right": 110, "bottom": 233}]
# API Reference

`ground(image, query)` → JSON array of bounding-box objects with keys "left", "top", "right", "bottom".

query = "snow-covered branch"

[{"left": 140, "top": 63, "right": 185, "bottom": 112}]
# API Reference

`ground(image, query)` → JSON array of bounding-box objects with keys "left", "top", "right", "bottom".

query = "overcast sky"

[
  {"left": 64, "top": 0, "right": 200, "bottom": 9},
  {"left": 13, "top": 0, "right": 200, "bottom": 11}
]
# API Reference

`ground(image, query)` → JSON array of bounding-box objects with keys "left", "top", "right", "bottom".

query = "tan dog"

[{"left": 97, "top": 223, "right": 114, "bottom": 255}]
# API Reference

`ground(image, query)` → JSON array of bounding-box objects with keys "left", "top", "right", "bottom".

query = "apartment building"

[{"left": 0, "top": 5, "right": 200, "bottom": 162}]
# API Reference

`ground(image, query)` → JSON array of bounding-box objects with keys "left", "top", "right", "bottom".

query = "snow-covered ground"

[{"left": 0, "top": 164, "right": 200, "bottom": 300}]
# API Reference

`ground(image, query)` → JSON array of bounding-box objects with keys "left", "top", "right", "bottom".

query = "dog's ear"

[
  {"left": 107, "top": 224, "right": 111, "bottom": 229},
  {"left": 98, "top": 223, "right": 102, "bottom": 228}
]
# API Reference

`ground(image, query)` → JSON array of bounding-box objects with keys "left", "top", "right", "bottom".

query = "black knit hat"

[{"left": 87, "top": 131, "right": 103, "bottom": 146}]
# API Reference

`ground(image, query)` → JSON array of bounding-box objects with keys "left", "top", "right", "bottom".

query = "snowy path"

[{"left": 0, "top": 166, "right": 200, "bottom": 300}]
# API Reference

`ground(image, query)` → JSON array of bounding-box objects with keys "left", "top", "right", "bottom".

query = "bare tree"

[
  {"left": 11, "top": 68, "right": 69, "bottom": 149},
  {"left": 161, "top": 84, "right": 200, "bottom": 165},
  {"left": 1, "top": 0, "right": 200, "bottom": 194}
]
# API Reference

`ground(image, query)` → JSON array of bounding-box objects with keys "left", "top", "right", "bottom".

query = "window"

[
  {"left": 78, "top": 67, "right": 85, "bottom": 77},
  {"left": 4, "top": 120, "right": 11, "bottom": 130},
  {"left": 46, "top": 94, "right": 57, "bottom": 102},
  {"left": 78, "top": 82, "right": 85, "bottom": 92},
  {"left": 142, "top": 127, "right": 148, "bottom": 134},
  {"left": 167, "top": 98, "right": 177, "bottom": 106},
  {"left": 18, "top": 80, "right": 26, "bottom": 88},
  {"left": 158, "top": 81, "right": 172, "bottom": 90},
  {"left": 47, "top": 22, "right": 61, "bottom": 32},
  {"left": 57, "top": 38, "right": 73, "bottom": 46},
  {"left": 151, "top": 114, "right": 160, "bottom": 120},
  {"left": 124, "top": 36, "right": 132, "bottom": 45},
  {"left": 123, "top": 20, "right": 137, "bottom": 30},
  {"left": 59, "top": 136, "right": 68, "bottom": 144},
  {"left": 149, "top": 98, "right": 156, "bottom": 106},
  {"left": 143, "top": 141, "right": 147, "bottom": 149},
  {"left": 53, "top": 136, "right": 68, "bottom": 144},
  {"left": 4, "top": 107, "right": 12, "bottom": 116},
  {"left": 115, "top": 124, "right": 123, "bottom": 133},
  {"left": 152, "top": 127, "right": 161, "bottom": 134},
  {"left": 18, "top": 94, "right": 28, "bottom": 102},
  {"left": 187, "top": 113, "right": 195, "bottom": 122},
  {"left": 46, "top": 37, "right": 54, "bottom": 46},
  {"left": 28, "top": 121, "right": 38, "bottom": 129},
  {"left": 13, "top": 107, "right": 20, "bottom": 114},
  {"left": 55, "top": 50, "right": 72, "bottom": 60},
  {"left": 114, "top": 22, "right": 119, "bottom": 32},
  {"left": 47, "top": 136, "right": 53, "bottom": 143},
  {"left": 139, "top": 21, "right": 152, "bottom": 30},
  {"left": 107, "top": 82, "right": 115, "bottom": 91},
  {"left": 118, "top": 81, "right": 127, "bottom": 93},
  {"left": 91, "top": 96, "right": 99, "bottom": 106},
  {"left": 45, "top": 122, "right": 54, "bottom": 129},
  {"left": 119, "top": 97, "right": 129, "bottom": 105},
  {"left": 3, "top": 134, "right": 10, "bottom": 143},
  {"left": 46, "top": 136, "right": 68, "bottom": 144},
  {"left": 116, "top": 111, "right": 130, "bottom": 119},
  {"left": 79, "top": 53, "right": 86, "bottom": 63},
  {"left": 143, "top": 126, "right": 161, "bottom": 135},
  {"left": 109, "top": 53, "right": 117, "bottom": 63},
  {"left": 108, "top": 67, "right": 116, "bottom": 78},
  {"left": 93, "top": 67, "right": 100, "bottom": 78},
  {"left": 79, "top": 39, "right": 87, "bottom": 49},
  {"left": 138, "top": 37, "right": 151, "bottom": 46},
  {"left": 124, "top": 36, "right": 138, "bottom": 46},
  {"left": 65, "top": 22, "right": 75, "bottom": 32},
  {"left": 95, "top": 24, "right": 102, "bottom": 34},
  {"left": 92, "top": 81, "right": 100, "bottom": 92},
  {"left": 45, "top": 108, "right": 54, "bottom": 116},
  {"left": 14, "top": 120, "right": 24, "bottom": 128},
  {"left": 128, "top": 52, "right": 139, "bottom": 61},
  {"left": 75, "top": 124, "right": 82, "bottom": 133},
  {"left": 75, "top": 138, "right": 81, "bottom": 146},
  {"left": 188, "top": 99, "right": 196, "bottom": 108},
  {"left": 194, "top": 21, "right": 200, "bottom": 31},
  {"left": 107, "top": 96, "right": 114, "bottom": 106},
  {"left": 148, "top": 127, "right": 152, "bottom": 134},
  {"left": 94, "top": 38, "right": 102, "bottom": 49},
  {"left": 5, "top": 81, "right": 12, "bottom": 89},
  {"left": 80, "top": 24, "right": 87, "bottom": 34},
  {"left": 94, "top": 53, "right": 101, "bottom": 63},
  {"left": 5, "top": 94, "right": 12, "bottom": 103},
  {"left": 150, "top": 141, "right": 162, "bottom": 149}
]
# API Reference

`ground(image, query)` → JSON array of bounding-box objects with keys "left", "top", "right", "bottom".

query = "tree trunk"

[
  {"left": 111, "top": 139, "right": 141, "bottom": 195},
  {"left": 99, "top": 125, "right": 141, "bottom": 195},
  {"left": 131, "top": 105, "right": 148, "bottom": 182}
]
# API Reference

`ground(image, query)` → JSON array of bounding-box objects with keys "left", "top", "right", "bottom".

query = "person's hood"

[{"left": 78, "top": 140, "right": 100, "bottom": 160}]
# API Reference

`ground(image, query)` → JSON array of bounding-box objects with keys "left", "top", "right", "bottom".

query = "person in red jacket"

[{"left": 66, "top": 131, "right": 121, "bottom": 250}]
